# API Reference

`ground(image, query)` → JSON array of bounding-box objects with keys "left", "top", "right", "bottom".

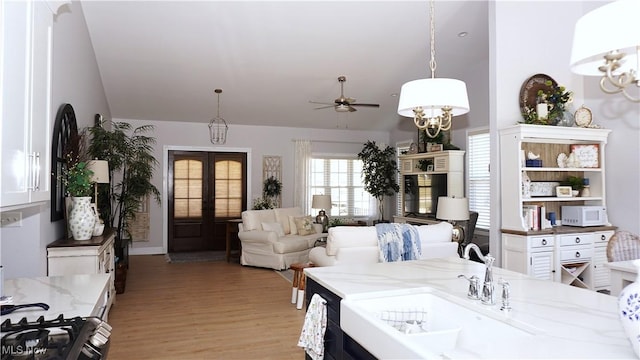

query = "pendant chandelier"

[
  {"left": 209, "top": 89, "right": 228, "bottom": 144},
  {"left": 397, "top": 0, "right": 470, "bottom": 138},
  {"left": 570, "top": 0, "right": 639, "bottom": 102}
]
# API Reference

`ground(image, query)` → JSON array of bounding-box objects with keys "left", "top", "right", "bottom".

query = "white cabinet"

[
  {"left": 503, "top": 234, "right": 555, "bottom": 281},
  {"left": 0, "top": 0, "right": 64, "bottom": 209},
  {"left": 502, "top": 229, "right": 614, "bottom": 291},
  {"left": 499, "top": 124, "right": 611, "bottom": 232},
  {"left": 398, "top": 151, "right": 465, "bottom": 219},
  {"left": 47, "top": 229, "right": 116, "bottom": 317}
]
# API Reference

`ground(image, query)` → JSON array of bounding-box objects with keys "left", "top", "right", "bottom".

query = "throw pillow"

[
  {"left": 262, "top": 222, "right": 285, "bottom": 237},
  {"left": 288, "top": 215, "right": 299, "bottom": 235},
  {"left": 293, "top": 216, "right": 316, "bottom": 236}
]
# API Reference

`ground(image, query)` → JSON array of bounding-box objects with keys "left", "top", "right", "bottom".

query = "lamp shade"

[
  {"left": 570, "top": 0, "right": 640, "bottom": 76},
  {"left": 397, "top": 78, "right": 470, "bottom": 118},
  {"left": 87, "top": 160, "right": 109, "bottom": 184},
  {"left": 436, "top": 196, "right": 469, "bottom": 221},
  {"left": 311, "top": 195, "right": 332, "bottom": 210}
]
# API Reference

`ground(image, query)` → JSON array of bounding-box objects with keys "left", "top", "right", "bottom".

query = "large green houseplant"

[
  {"left": 357, "top": 140, "right": 399, "bottom": 222},
  {"left": 88, "top": 121, "right": 161, "bottom": 270}
]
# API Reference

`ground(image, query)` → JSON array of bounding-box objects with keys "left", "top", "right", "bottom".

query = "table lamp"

[
  {"left": 436, "top": 196, "right": 469, "bottom": 244},
  {"left": 312, "top": 194, "right": 332, "bottom": 232},
  {"left": 87, "top": 160, "right": 109, "bottom": 235}
]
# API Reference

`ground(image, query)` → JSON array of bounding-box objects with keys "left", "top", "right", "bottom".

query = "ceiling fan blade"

[
  {"left": 348, "top": 105, "right": 357, "bottom": 112},
  {"left": 351, "top": 103, "right": 380, "bottom": 108},
  {"left": 313, "top": 105, "right": 335, "bottom": 110},
  {"left": 309, "top": 100, "right": 334, "bottom": 106}
]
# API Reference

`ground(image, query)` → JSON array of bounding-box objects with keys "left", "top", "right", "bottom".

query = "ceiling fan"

[{"left": 310, "top": 76, "right": 380, "bottom": 112}]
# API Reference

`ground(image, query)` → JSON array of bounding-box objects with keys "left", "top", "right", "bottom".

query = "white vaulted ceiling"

[{"left": 80, "top": 1, "right": 488, "bottom": 131}]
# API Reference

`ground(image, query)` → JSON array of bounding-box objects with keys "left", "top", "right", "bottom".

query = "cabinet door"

[
  {"left": 530, "top": 251, "right": 554, "bottom": 280},
  {"left": 1, "top": 1, "right": 31, "bottom": 206},
  {"left": 27, "top": 0, "right": 53, "bottom": 202}
]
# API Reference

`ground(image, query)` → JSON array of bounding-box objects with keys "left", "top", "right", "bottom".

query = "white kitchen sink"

[{"left": 341, "top": 288, "right": 539, "bottom": 359}]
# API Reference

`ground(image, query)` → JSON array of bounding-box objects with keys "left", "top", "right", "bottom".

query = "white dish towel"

[{"left": 297, "top": 293, "right": 327, "bottom": 360}]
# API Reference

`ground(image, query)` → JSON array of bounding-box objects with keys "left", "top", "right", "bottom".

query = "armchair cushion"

[
  {"left": 416, "top": 222, "right": 454, "bottom": 244},
  {"left": 274, "top": 207, "right": 303, "bottom": 234},
  {"left": 242, "top": 209, "right": 276, "bottom": 231},
  {"left": 261, "top": 222, "right": 285, "bottom": 237}
]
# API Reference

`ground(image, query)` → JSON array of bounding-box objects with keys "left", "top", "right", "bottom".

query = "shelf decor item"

[
  {"left": 617, "top": 259, "right": 640, "bottom": 358},
  {"left": 68, "top": 196, "right": 96, "bottom": 240},
  {"left": 570, "top": 144, "right": 599, "bottom": 168},
  {"left": 519, "top": 74, "right": 573, "bottom": 125}
]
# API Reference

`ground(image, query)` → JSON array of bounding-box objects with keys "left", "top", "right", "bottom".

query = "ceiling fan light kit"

[{"left": 397, "top": 0, "right": 470, "bottom": 138}]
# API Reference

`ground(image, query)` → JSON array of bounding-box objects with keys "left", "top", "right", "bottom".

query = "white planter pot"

[{"left": 69, "top": 197, "right": 96, "bottom": 240}]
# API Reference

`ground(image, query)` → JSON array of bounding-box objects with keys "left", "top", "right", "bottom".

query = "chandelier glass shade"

[
  {"left": 209, "top": 89, "right": 228, "bottom": 144},
  {"left": 570, "top": 0, "right": 639, "bottom": 102},
  {"left": 397, "top": 0, "right": 470, "bottom": 137}
]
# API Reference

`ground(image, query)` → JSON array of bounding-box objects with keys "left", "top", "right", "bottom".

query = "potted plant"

[
  {"left": 357, "top": 140, "right": 400, "bottom": 222},
  {"left": 62, "top": 160, "right": 96, "bottom": 240},
  {"left": 564, "top": 175, "right": 584, "bottom": 196},
  {"left": 88, "top": 120, "right": 161, "bottom": 292}
]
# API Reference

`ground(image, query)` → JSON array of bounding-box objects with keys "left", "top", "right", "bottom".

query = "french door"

[{"left": 168, "top": 151, "right": 247, "bottom": 252}]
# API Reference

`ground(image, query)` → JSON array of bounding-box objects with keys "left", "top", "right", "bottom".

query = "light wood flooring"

[{"left": 106, "top": 255, "right": 306, "bottom": 359}]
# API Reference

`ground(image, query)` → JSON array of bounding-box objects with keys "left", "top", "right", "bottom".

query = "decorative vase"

[
  {"left": 618, "top": 259, "right": 640, "bottom": 358},
  {"left": 69, "top": 197, "right": 96, "bottom": 240}
]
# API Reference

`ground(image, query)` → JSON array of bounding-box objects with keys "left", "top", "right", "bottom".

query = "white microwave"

[{"left": 561, "top": 206, "right": 608, "bottom": 227}]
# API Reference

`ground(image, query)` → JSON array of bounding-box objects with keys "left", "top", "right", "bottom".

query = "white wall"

[
  {"left": 122, "top": 119, "right": 390, "bottom": 254},
  {"left": 1, "top": 1, "right": 110, "bottom": 279},
  {"left": 490, "top": 0, "right": 640, "bottom": 265}
]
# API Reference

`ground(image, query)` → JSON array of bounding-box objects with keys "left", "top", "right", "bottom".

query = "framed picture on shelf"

[
  {"left": 429, "top": 143, "right": 443, "bottom": 152},
  {"left": 555, "top": 186, "right": 573, "bottom": 198},
  {"left": 570, "top": 144, "right": 599, "bottom": 168}
]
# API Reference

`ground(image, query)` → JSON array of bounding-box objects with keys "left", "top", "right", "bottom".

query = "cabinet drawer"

[
  {"left": 560, "top": 248, "right": 593, "bottom": 262},
  {"left": 558, "top": 234, "right": 594, "bottom": 246},
  {"left": 530, "top": 236, "right": 554, "bottom": 248},
  {"left": 593, "top": 231, "right": 613, "bottom": 246}
]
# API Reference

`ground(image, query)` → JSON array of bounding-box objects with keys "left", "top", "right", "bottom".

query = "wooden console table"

[{"left": 226, "top": 219, "right": 243, "bottom": 262}]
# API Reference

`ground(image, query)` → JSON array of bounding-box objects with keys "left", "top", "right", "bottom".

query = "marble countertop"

[
  {"left": 305, "top": 257, "right": 636, "bottom": 358},
  {"left": 2, "top": 274, "right": 110, "bottom": 325}
]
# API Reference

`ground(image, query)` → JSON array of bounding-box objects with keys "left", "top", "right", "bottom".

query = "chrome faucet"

[{"left": 463, "top": 243, "right": 495, "bottom": 305}]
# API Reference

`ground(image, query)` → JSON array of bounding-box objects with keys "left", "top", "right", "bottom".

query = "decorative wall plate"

[{"left": 519, "top": 73, "right": 557, "bottom": 120}]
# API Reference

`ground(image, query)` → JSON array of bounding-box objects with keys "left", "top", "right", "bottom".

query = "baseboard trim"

[{"left": 129, "top": 246, "right": 164, "bottom": 255}]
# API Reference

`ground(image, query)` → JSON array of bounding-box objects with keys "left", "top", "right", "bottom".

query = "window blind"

[{"left": 467, "top": 130, "right": 490, "bottom": 230}]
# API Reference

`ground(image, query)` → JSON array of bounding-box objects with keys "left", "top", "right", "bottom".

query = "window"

[
  {"left": 467, "top": 129, "right": 490, "bottom": 230},
  {"left": 174, "top": 159, "right": 203, "bottom": 219},
  {"left": 395, "top": 142, "right": 411, "bottom": 216},
  {"left": 310, "top": 157, "right": 375, "bottom": 218}
]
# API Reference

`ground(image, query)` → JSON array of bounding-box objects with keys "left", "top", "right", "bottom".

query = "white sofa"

[
  {"left": 309, "top": 222, "right": 458, "bottom": 267},
  {"left": 238, "top": 207, "right": 326, "bottom": 270}
]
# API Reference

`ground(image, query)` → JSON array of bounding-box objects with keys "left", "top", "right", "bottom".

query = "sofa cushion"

[
  {"left": 242, "top": 209, "right": 277, "bottom": 231},
  {"left": 262, "top": 222, "right": 285, "bottom": 237},
  {"left": 274, "top": 207, "right": 303, "bottom": 234},
  {"left": 293, "top": 216, "right": 316, "bottom": 236},
  {"left": 326, "top": 226, "right": 378, "bottom": 256},
  {"left": 416, "top": 222, "right": 453, "bottom": 243},
  {"left": 272, "top": 236, "right": 315, "bottom": 254}
]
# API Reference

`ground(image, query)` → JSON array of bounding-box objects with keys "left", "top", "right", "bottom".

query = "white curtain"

[{"left": 294, "top": 139, "right": 311, "bottom": 212}]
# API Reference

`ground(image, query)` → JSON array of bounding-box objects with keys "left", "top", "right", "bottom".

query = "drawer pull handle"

[
  {"left": 575, "top": 251, "right": 581, "bottom": 258},
  {"left": 541, "top": 239, "right": 547, "bottom": 245},
  {"left": 575, "top": 237, "right": 581, "bottom": 243}
]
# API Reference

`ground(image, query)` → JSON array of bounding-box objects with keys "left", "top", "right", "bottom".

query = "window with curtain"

[
  {"left": 310, "top": 157, "right": 375, "bottom": 218},
  {"left": 467, "top": 129, "right": 490, "bottom": 230}
]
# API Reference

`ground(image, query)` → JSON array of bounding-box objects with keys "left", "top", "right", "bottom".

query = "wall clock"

[
  {"left": 50, "top": 104, "right": 78, "bottom": 221},
  {"left": 574, "top": 105, "right": 593, "bottom": 128},
  {"left": 408, "top": 142, "right": 418, "bottom": 154}
]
